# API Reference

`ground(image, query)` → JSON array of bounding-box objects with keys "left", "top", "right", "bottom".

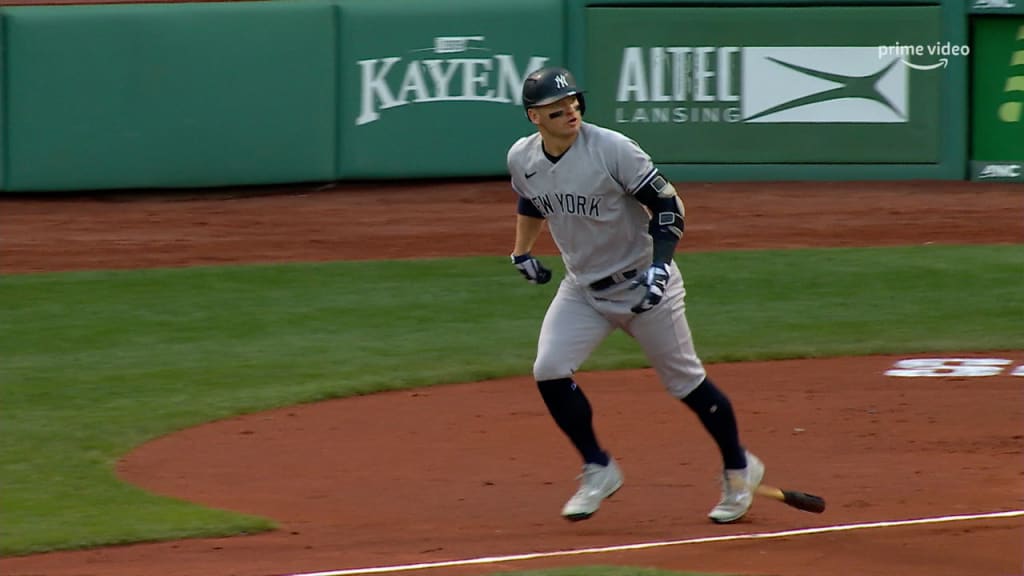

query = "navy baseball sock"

[
  {"left": 682, "top": 377, "right": 747, "bottom": 470},
  {"left": 537, "top": 378, "right": 610, "bottom": 466}
]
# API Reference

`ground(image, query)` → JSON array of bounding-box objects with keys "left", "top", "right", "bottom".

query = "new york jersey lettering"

[
  {"left": 530, "top": 194, "right": 556, "bottom": 216},
  {"left": 553, "top": 193, "right": 602, "bottom": 217}
]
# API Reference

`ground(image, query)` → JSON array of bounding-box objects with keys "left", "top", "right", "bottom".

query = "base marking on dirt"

[{"left": 282, "top": 509, "right": 1024, "bottom": 576}]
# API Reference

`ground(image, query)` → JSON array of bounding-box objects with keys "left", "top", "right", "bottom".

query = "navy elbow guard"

[
  {"left": 634, "top": 170, "right": 685, "bottom": 263},
  {"left": 649, "top": 206, "right": 684, "bottom": 240}
]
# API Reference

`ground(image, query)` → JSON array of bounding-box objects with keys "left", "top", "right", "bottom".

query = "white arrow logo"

[{"left": 901, "top": 57, "right": 948, "bottom": 71}]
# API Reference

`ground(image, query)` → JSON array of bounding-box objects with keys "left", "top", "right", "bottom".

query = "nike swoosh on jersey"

[{"left": 525, "top": 171, "right": 537, "bottom": 178}]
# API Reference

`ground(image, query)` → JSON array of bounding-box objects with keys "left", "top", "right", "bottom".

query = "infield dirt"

[{"left": 1, "top": 179, "right": 1021, "bottom": 576}]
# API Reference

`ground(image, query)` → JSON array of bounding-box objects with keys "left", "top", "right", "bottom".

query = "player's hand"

[
  {"left": 512, "top": 252, "right": 552, "bottom": 284},
  {"left": 630, "top": 263, "right": 670, "bottom": 313}
]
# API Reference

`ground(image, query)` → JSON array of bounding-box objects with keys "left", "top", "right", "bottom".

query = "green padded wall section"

[
  {"left": 0, "top": 12, "right": 7, "bottom": 190},
  {"left": 3, "top": 1, "right": 337, "bottom": 192}
]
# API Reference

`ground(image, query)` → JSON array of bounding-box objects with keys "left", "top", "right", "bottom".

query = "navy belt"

[{"left": 589, "top": 269, "right": 637, "bottom": 291}]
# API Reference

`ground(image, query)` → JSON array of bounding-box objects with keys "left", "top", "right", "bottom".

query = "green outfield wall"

[
  {"left": 1, "top": 1, "right": 337, "bottom": 192},
  {"left": 0, "top": 0, "right": 980, "bottom": 191},
  {"left": 0, "top": 11, "right": 7, "bottom": 191},
  {"left": 969, "top": 15, "right": 1024, "bottom": 181}
]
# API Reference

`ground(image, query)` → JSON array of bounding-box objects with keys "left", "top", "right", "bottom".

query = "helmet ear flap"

[{"left": 576, "top": 93, "right": 586, "bottom": 116}]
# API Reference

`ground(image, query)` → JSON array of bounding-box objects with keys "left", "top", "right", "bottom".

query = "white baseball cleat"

[
  {"left": 708, "top": 451, "right": 765, "bottom": 524},
  {"left": 561, "top": 458, "right": 624, "bottom": 521}
]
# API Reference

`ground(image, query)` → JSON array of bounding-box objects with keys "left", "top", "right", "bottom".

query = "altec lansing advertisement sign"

[{"left": 584, "top": 6, "right": 944, "bottom": 164}]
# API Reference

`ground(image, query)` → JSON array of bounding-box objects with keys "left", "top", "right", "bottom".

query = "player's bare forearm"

[{"left": 513, "top": 214, "right": 545, "bottom": 256}]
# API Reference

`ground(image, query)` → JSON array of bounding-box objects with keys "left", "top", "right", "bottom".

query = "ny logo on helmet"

[{"left": 555, "top": 74, "right": 569, "bottom": 88}]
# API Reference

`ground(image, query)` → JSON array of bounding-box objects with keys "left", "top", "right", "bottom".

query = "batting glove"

[
  {"left": 511, "top": 252, "right": 552, "bottom": 285},
  {"left": 630, "top": 263, "right": 670, "bottom": 313}
]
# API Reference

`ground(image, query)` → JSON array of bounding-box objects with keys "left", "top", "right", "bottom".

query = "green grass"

[{"left": 1, "top": 244, "right": 1021, "bottom": 557}]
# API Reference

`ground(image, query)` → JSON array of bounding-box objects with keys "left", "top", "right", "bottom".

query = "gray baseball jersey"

[
  {"left": 508, "top": 121, "right": 706, "bottom": 399},
  {"left": 507, "top": 122, "right": 655, "bottom": 288}
]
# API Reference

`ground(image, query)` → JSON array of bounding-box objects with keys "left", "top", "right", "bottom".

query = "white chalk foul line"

[{"left": 285, "top": 509, "right": 1024, "bottom": 576}]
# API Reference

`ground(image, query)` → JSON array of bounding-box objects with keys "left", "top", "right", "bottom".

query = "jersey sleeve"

[
  {"left": 517, "top": 195, "right": 545, "bottom": 218},
  {"left": 509, "top": 144, "right": 543, "bottom": 218},
  {"left": 608, "top": 132, "right": 656, "bottom": 195},
  {"left": 507, "top": 137, "right": 527, "bottom": 198}
]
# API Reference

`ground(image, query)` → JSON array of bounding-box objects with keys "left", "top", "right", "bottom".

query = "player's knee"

[
  {"left": 533, "top": 355, "right": 573, "bottom": 382},
  {"left": 681, "top": 376, "right": 730, "bottom": 411},
  {"left": 666, "top": 372, "right": 706, "bottom": 399}
]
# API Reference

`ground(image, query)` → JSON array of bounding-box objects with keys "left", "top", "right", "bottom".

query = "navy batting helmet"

[{"left": 521, "top": 67, "right": 586, "bottom": 117}]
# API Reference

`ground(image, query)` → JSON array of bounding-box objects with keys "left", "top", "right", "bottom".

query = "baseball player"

[{"left": 507, "top": 67, "right": 764, "bottom": 524}]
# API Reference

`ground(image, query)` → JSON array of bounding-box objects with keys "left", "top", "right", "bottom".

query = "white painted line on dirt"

[{"left": 284, "top": 509, "right": 1024, "bottom": 576}]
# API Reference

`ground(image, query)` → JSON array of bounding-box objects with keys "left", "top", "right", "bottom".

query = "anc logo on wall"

[
  {"left": 973, "top": 0, "right": 1018, "bottom": 10},
  {"left": 614, "top": 46, "right": 907, "bottom": 124},
  {"left": 355, "top": 36, "right": 549, "bottom": 126}
]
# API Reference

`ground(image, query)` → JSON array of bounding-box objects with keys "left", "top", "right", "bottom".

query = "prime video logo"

[{"left": 878, "top": 42, "right": 970, "bottom": 71}]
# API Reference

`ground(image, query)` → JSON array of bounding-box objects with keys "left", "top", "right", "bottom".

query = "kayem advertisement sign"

[
  {"left": 584, "top": 6, "right": 943, "bottom": 164},
  {"left": 337, "top": 0, "right": 563, "bottom": 178}
]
